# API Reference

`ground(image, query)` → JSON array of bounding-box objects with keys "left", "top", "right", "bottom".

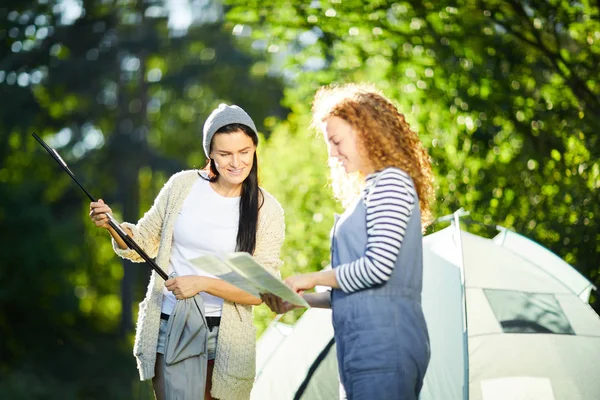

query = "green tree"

[{"left": 227, "top": 0, "right": 600, "bottom": 318}]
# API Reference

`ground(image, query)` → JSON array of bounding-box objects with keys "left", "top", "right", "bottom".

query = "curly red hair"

[{"left": 312, "top": 83, "right": 435, "bottom": 228}]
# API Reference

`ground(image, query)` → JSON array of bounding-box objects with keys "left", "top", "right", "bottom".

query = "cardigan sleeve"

[
  {"left": 252, "top": 190, "right": 285, "bottom": 278},
  {"left": 111, "top": 174, "right": 173, "bottom": 262}
]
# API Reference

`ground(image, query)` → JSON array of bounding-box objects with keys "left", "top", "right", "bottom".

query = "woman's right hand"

[{"left": 89, "top": 199, "right": 113, "bottom": 229}]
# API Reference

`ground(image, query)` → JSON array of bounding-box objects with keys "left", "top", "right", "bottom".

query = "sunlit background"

[{"left": 1, "top": 0, "right": 598, "bottom": 398}]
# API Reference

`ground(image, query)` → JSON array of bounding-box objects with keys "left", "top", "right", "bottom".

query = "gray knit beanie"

[{"left": 202, "top": 103, "right": 258, "bottom": 158}]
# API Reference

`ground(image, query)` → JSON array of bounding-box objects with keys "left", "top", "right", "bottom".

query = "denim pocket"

[{"left": 342, "top": 326, "right": 399, "bottom": 375}]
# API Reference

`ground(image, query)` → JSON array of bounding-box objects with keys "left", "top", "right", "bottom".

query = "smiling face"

[
  {"left": 323, "top": 116, "right": 373, "bottom": 175},
  {"left": 209, "top": 129, "right": 256, "bottom": 191}
]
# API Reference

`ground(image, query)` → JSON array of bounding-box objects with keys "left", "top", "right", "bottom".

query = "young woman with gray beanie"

[{"left": 89, "top": 104, "right": 285, "bottom": 399}]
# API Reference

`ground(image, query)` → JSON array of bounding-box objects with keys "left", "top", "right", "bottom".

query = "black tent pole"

[{"left": 32, "top": 132, "right": 169, "bottom": 281}]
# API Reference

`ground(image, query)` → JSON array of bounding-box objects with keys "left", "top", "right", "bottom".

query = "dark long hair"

[{"left": 202, "top": 123, "right": 263, "bottom": 254}]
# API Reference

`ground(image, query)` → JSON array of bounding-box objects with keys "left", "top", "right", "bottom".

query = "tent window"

[{"left": 484, "top": 289, "right": 574, "bottom": 335}]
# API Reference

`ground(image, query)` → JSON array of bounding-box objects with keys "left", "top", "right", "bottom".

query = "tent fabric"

[
  {"left": 468, "top": 335, "right": 600, "bottom": 400},
  {"left": 253, "top": 224, "right": 600, "bottom": 400},
  {"left": 493, "top": 229, "right": 595, "bottom": 302},
  {"left": 464, "top": 288, "right": 502, "bottom": 336},
  {"left": 163, "top": 294, "right": 208, "bottom": 400},
  {"left": 251, "top": 309, "right": 338, "bottom": 400},
  {"left": 420, "top": 230, "right": 466, "bottom": 400},
  {"left": 255, "top": 320, "right": 293, "bottom": 375},
  {"left": 479, "top": 376, "right": 555, "bottom": 400},
  {"left": 297, "top": 341, "right": 338, "bottom": 400},
  {"left": 554, "top": 294, "right": 600, "bottom": 336},
  {"left": 294, "top": 338, "right": 336, "bottom": 400},
  {"left": 461, "top": 231, "right": 574, "bottom": 294},
  {"left": 426, "top": 226, "right": 600, "bottom": 400}
]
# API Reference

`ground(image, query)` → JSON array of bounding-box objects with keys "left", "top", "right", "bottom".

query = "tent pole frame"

[{"left": 452, "top": 210, "right": 470, "bottom": 400}]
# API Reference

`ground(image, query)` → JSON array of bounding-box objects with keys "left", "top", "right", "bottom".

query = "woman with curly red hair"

[{"left": 264, "top": 83, "right": 435, "bottom": 399}]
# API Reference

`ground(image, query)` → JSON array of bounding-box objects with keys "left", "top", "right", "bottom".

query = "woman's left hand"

[
  {"left": 165, "top": 276, "right": 205, "bottom": 300},
  {"left": 261, "top": 293, "right": 301, "bottom": 314},
  {"left": 285, "top": 273, "right": 317, "bottom": 294}
]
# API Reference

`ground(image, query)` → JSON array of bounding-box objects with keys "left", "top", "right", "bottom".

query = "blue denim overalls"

[{"left": 331, "top": 178, "right": 430, "bottom": 400}]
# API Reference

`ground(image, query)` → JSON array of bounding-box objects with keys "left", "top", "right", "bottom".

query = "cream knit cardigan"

[{"left": 111, "top": 170, "right": 285, "bottom": 400}]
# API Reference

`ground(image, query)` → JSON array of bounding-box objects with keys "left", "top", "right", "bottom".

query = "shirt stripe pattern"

[{"left": 335, "top": 168, "right": 416, "bottom": 293}]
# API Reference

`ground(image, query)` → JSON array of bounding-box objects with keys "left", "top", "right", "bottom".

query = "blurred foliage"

[
  {"left": 0, "top": 0, "right": 284, "bottom": 397},
  {"left": 1, "top": 0, "right": 599, "bottom": 397},
  {"left": 229, "top": 0, "right": 600, "bottom": 329}
]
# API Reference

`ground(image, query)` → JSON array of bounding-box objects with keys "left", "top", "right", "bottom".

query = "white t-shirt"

[{"left": 161, "top": 176, "right": 240, "bottom": 317}]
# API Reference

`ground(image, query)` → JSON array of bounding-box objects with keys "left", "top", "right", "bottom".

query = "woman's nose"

[
  {"left": 328, "top": 145, "right": 338, "bottom": 158},
  {"left": 231, "top": 154, "right": 240, "bottom": 167}
]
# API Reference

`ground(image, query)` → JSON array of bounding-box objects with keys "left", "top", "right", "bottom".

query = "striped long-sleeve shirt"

[{"left": 335, "top": 167, "right": 416, "bottom": 293}]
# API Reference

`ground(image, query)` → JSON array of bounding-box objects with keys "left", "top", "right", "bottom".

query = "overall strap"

[{"left": 365, "top": 170, "right": 387, "bottom": 207}]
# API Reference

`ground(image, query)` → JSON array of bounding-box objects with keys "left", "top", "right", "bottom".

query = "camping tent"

[
  {"left": 252, "top": 308, "right": 338, "bottom": 400},
  {"left": 421, "top": 225, "right": 600, "bottom": 400},
  {"left": 252, "top": 222, "right": 600, "bottom": 400}
]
